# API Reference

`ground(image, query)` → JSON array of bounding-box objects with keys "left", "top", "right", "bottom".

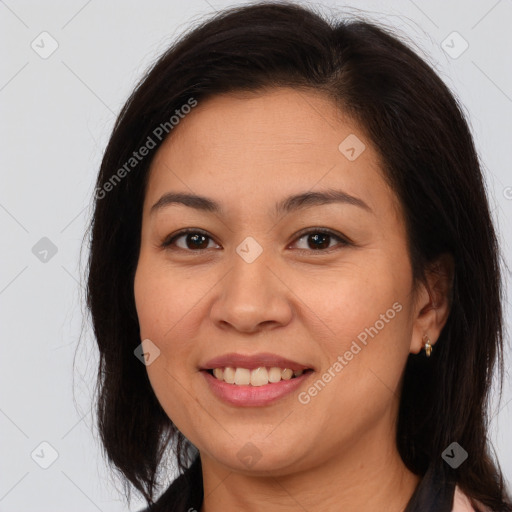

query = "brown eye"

[
  {"left": 291, "top": 229, "right": 350, "bottom": 252},
  {"left": 161, "top": 228, "right": 350, "bottom": 253},
  {"left": 162, "top": 229, "right": 220, "bottom": 251}
]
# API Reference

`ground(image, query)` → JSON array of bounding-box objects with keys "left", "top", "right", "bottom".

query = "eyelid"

[
  {"left": 161, "top": 228, "right": 219, "bottom": 249},
  {"left": 290, "top": 227, "right": 352, "bottom": 249},
  {"left": 161, "top": 227, "right": 351, "bottom": 252}
]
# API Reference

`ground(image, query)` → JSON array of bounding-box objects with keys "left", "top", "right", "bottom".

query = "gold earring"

[{"left": 423, "top": 335, "right": 433, "bottom": 357}]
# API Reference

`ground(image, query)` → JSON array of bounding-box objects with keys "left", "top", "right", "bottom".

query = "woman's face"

[{"left": 134, "top": 87, "right": 427, "bottom": 475}]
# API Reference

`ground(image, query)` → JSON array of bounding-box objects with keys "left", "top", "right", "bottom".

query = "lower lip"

[{"left": 201, "top": 370, "right": 312, "bottom": 407}]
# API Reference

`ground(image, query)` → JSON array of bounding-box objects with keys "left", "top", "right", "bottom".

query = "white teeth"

[
  {"left": 268, "top": 367, "right": 282, "bottom": 383},
  {"left": 234, "top": 368, "right": 251, "bottom": 385},
  {"left": 250, "top": 367, "right": 268, "bottom": 386},
  {"left": 281, "top": 368, "right": 293, "bottom": 380},
  {"left": 210, "top": 366, "right": 307, "bottom": 385},
  {"left": 223, "top": 367, "right": 235, "bottom": 384}
]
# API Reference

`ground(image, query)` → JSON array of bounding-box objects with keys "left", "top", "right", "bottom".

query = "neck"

[{"left": 199, "top": 429, "right": 420, "bottom": 512}]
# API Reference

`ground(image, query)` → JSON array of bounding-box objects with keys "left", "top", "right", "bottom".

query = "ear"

[{"left": 410, "top": 253, "right": 454, "bottom": 354}]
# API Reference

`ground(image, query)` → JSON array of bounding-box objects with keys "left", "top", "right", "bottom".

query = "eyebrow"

[{"left": 150, "top": 188, "right": 372, "bottom": 217}]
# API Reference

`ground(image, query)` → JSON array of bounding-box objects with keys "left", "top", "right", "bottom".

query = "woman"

[{"left": 86, "top": 2, "right": 512, "bottom": 511}]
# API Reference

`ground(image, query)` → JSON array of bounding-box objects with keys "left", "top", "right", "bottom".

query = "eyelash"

[{"left": 160, "top": 227, "right": 351, "bottom": 254}]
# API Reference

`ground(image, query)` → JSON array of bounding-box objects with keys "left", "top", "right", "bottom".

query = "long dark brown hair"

[{"left": 85, "top": 2, "right": 511, "bottom": 509}]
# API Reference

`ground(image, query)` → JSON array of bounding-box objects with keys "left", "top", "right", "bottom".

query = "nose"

[{"left": 209, "top": 248, "right": 293, "bottom": 334}]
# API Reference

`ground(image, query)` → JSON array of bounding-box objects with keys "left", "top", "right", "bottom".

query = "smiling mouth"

[{"left": 205, "top": 367, "right": 314, "bottom": 386}]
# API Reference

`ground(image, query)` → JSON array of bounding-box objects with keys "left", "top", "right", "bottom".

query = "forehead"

[
  {"left": 145, "top": 87, "right": 396, "bottom": 219},
  {"left": 160, "top": 87, "right": 356, "bottom": 157}
]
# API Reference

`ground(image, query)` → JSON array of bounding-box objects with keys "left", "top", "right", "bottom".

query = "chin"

[{"left": 203, "top": 437, "right": 308, "bottom": 476}]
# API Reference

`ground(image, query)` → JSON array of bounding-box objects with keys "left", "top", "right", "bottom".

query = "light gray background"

[{"left": 1, "top": 0, "right": 511, "bottom": 510}]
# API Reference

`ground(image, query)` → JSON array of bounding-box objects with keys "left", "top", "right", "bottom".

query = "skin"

[{"left": 133, "top": 87, "right": 453, "bottom": 511}]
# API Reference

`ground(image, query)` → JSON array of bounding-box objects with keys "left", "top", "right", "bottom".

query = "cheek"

[
  {"left": 296, "top": 257, "right": 413, "bottom": 415},
  {"left": 300, "top": 282, "right": 411, "bottom": 447},
  {"left": 134, "top": 259, "right": 202, "bottom": 431},
  {"left": 134, "top": 254, "right": 198, "bottom": 343},
  {"left": 296, "top": 257, "right": 410, "bottom": 346},
  {"left": 133, "top": 254, "right": 208, "bottom": 385}
]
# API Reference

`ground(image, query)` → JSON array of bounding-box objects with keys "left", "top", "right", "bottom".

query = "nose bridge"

[{"left": 210, "top": 239, "right": 292, "bottom": 332}]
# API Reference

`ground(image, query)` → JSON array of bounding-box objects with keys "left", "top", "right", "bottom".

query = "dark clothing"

[{"left": 138, "top": 456, "right": 455, "bottom": 512}]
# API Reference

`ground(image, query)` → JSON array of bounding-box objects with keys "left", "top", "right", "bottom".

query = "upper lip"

[{"left": 200, "top": 352, "right": 312, "bottom": 371}]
